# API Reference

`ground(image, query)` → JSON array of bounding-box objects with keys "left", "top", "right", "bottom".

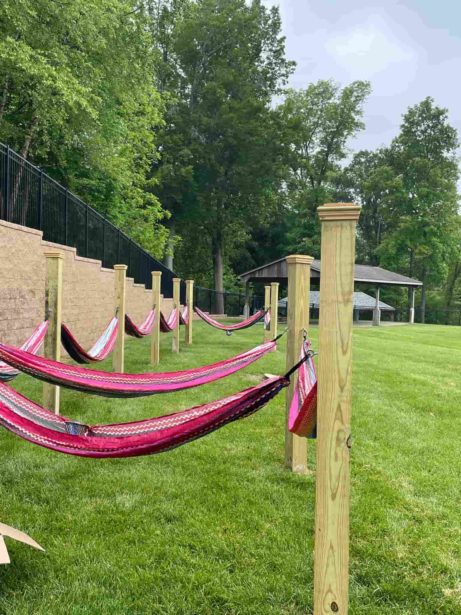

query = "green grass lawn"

[{"left": 0, "top": 322, "right": 460, "bottom": 614}]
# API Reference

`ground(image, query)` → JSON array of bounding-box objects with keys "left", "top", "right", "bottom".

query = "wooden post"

[
  {"left": 285, "top": 254, "right": 314, "bottom": 473},
  {"left": 373, "top": 286, "right": 381, "bottom": 326},
  {"left": 113, "top": 264, "right": 127, "bottom": 373},
  {"left": 269, "top": 282, "right": 279, "bottom": 340},
  {"left": 313, "top": 202, "right": 360, "bottom": 615},
  {"left": 43, "top": 251, "right": 63, "bottom": 414},
  {"left": 151, "top": 271, "right": 161, "bottom": 364},
  {"left": 409, "top": 287, "right": 415, "bottom": 324},
  {"left": 185, "top": 279, "right": 194, "bottom": 345},
  {"left": 172, "top": 278, "right": 180, "bottom": 353},
  {"left": 243, "top": 282, "right": 251, "bottom": 318},
  {"left": 264, "top": 285, "right": 271, "bottom": 341}
]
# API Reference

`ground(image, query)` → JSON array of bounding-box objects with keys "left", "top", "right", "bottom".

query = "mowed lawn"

[{"left": 0, "top": 322, "right": 460, "bottom": 614}]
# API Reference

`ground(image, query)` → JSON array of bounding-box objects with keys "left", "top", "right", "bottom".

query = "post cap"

[
  {"left": 270, "top": 282, "right": 280, "bottom": 287},
  {"left": 114, "top": 264, "right": 128, "bottom": 270},
  {"left": 317, "top": 202, "right": 361, "bottom": 221},
  {"left": 285, "top": 254, "right": 315, "bottom": 265},
  {"left": 172, "top": 277, "right": 181, "bottom": 283},
  {"left": 151, "top": 270, "right": 162, "bottom": 277},
  {"left": 186, "top": 279, "right": 194, "bottom": 284},
  {"left": 44, "top": 250, "right": 64, "bottom": 259}
]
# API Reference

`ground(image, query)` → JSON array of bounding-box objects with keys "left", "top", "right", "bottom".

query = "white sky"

[{"left": 264, "top": 0, "right": 461, "bottom": 159}]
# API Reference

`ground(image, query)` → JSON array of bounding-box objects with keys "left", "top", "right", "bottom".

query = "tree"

[
  {"left": 152, "top": 0, "right": 293, "bottom": 310},
  {"left": 278, "top": 80, "right": 371, "bottom": 254}
]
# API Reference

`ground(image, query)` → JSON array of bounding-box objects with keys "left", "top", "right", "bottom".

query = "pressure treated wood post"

[
  {"left": 313, "top": 202, "right": 360, "bottom": 615},
  {"left": 151, "top": 271, "right": 161, "bottom": 364},
  {"left": 285, "top": 254, "right": 314, "bottom": 473},
  {"left": 113, "top": 264, "right": 127, "bottom": 373},
  {"left": 43, "top": 251, "right": 63, "bottom": 414},
  {"left": 264, "top": 285, "right": 271, "bottom": 341},
  {"left": 185, "top": 279, "right": 194, "bottom": 345},
  {"left": 172, "top": 278, "right": 180, "bottom": 353},
  {"left": 409, "top": 287, "right": 415, "bottom": 324},
  {"left": 270, "top": 282, "right": 279, "bottom": 340}
]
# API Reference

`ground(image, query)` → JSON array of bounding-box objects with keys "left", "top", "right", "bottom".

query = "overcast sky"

[{"left": 263, "top": 0, "right": 461, "bottom": 158}]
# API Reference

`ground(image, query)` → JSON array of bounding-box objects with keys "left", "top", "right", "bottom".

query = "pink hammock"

[
  {"left": 0, "top": 339, "right": 277, "bottom": 397},
  {"left": 160, "top": 309, "right": 179, "bottom": 333},
  {"left": 288, "top": 340, "right": 317, "bottom": 437},
  {"left": 264, "top": 309, "right": 271, "bottom": 330},
  {"left": 125, "top": 310, "right": 156, "bottom": 338},
  {"left": 61, "top": 317, "right": 119, "bottom": 364},
  {"left": 179, "top": 306, "right": 189, "bottom": 326},
  {"left": 0, "top": 376, "right": 288, "bottom": 458},
  {"left": 0, "top": 322, "right": 48, "bottom": 382},
  {"left": 194, "top": 307, "right": 265, "bottom": 332}
]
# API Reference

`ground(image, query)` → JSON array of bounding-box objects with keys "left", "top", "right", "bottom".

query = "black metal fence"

[
  {"left": 194, "top": 287, "right": 262, "bottom": 317},
  {"left": 0, "top": 143, "right": 185, "bottom": 301}
]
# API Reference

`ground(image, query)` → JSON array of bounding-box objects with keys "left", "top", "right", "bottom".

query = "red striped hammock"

[
  {"left": 125, "top": 310, "right": 156, "bottom": 338},
  {"left": 179, "top": 306, "right": 189, "bottom": 326},
  {"left": 61, "top": 317, "right": 119, "bottom": 364},
  {"left": 0, "top": 375, "right": 287, "bottom": 458},
  {"left": 0, "top": 339, "right": 276, "bottom": 397},
  {"left": 0, "top": 322, "right": 48, "bottom": 382},
  {"left": 288, "top": 340, "right": 317, "bottom": 438},
  {"left": 194, "top": 307, "right": 265, "bottom": 332},
  {"left": 160, "top": 309, "right": 179, "bottom": 333},
  {"left": 264, "top": 308, "right": 271, "bottom": 330}
]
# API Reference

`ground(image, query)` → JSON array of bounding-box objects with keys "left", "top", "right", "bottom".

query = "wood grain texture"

[
  {"left": 151, "top": 271, "right": 161, "bottom": 364},
  {"left": 185, "top": 280, "right": 194, "bottom": 345},
  {"left": 285, "top": 254, "right": 314, "bottom": 473},
  {"left": 172, "top": 278, "right": 180, "bottom": 353},
  {"left": 270, "top": 282, "right": 279, "bottom": 340},
  {"left": 43, "top": 251, "right": 63, "bottom": 414},
  {"left": 264, "top": 285, "right": 271, "bottom": 341},
  {"left": 313, "top": 203, "right": 360, "bottom": 615},
  {"left": 113, "top": 265, "right": 127, "bottom": 373}
]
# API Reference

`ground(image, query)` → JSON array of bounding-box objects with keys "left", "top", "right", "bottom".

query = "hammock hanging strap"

[
  {"left": 288, "top": 339, "right": 317, "bottom": 438},
  {"left": 61, "top": 317, "right": 119, "bottom": 364},
  {"left": 194, "top": 307, "right": 265, "bottom": 332},
  {"left": 0, "top": 322, "right": 48, "bottom": 382}
]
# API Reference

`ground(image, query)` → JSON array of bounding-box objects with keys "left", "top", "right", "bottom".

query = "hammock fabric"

[
  {"left": 194, "top": 307, "right": 265, "bottom": 332},
  {"left": 0, "top": 339, "right": 277, "bottom": 397},
  {"left": 160, "top": 309, "right": 179, "bottom": 333},
  {"left": 125, "top": 310, "right": 156, "bottom": 338},
  {"left": 61, "top": 317, "right": 119, "bottom": 364},
  {"left": 0, "top": 322, "right": 48, "bottom": 382},
  {"left": 179, "top": 306, "right": 189, "bottom": 326},
  {"left": 0, "top": 376, "right": 288, "bottom": 458},
  {"left": 288, "top": 340, "right": 317, "bottom": 438},
  {"left": 264, "top": 309, "right": 271, "bottom": 330}
]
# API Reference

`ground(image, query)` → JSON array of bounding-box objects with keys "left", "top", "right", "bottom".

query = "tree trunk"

[
  {"left": 445, "top": 261, "right": 461, "bottom": 308},
  {"left": 212, "top": 235, "right": 225, "bottom": 314},
  {"left": 164, "top": 226, "right": 175, "bottom": 271},
  {"left": 12, "top": 116, "right": 38, "bottom": 224}
]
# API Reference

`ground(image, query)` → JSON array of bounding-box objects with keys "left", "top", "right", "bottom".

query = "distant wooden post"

[
  {"left": 243, "top": 282, "right": 251, "bottom": 318},
  {"left": 314, "top": 202, "right": 360, "bottom": 615},
  {"left": 264, "top": 285, "right": 271, "bottom": 341},
  {"left": 373, "top": 287, "right": 381, "bottom": 326},
  {"left": 185, "top": 279, "right": 194, "bottom": 345},
  {"left": 172, "top": 278, "right": 180, "bottom": 353},
  {"left": 409, "top": 287, "right": 415, "bottom": 324},
  {"left": 269, "top": 282, "right": 279, "bottom": 340},
  {"left": 43, "top": 251, "right": 63, "bottom": 414},
  {"left": 285, "top": 254, "right": 314, "bottom": 473},
  {"left": 151, "top": 271, "right": 161, "bottom": 364},
  {"left": 113, "top": 264, "right": 127, "bottom": 372}
]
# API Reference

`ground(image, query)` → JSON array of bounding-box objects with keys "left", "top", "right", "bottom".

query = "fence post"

[
  {"left": 85, "top": 205, "right": 89, "bottom": 257},
  {"left": 270, "top": 282, "right": 279, "bottom": 340},
  {"left": 264, "top": 285, "right": 271, "bottom": 341},
  {"left": 64, "top": 189, "right": 68, "bottom": 244},
  {"left": 185, "top": 279, "right": 194, "bottom": 345},
  {"left": 313, "top": 202, "right": 360, "bottom": 615},
  {"left": 5, "top": 145, "right": 10, "bottom": 221},
  {"left": 113, "top": 264, "right": 127, "bottom": 372},
  {"left": 172, "top": 278, "right": 180, "bottom": 353},
  {"left": 38, "top": 171, "right": 44, "bottom": 231},
  {"left": 151, "top": 271, "right": 161, "bottom": 365},
  {"left": 43, "top": 251, "right": 63, "bottom": 414},
  {"left": 285, "top": 255, "right": 313, "bottom": 473}
]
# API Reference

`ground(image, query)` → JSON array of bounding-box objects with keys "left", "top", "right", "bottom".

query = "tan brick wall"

[{"left": 0, "top": 219, "right": 175, "bottom": 351}]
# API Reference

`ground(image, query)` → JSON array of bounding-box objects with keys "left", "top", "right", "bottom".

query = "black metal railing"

[{"left": 0, "top": 143, "right": 186, "bottom": 299}]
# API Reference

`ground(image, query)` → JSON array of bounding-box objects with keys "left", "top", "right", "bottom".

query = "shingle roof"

[{"left": 278, "top": 291, "right": 395, "bottom": 311}]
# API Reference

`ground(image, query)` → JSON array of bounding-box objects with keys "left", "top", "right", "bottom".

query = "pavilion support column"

[
  {"left": 285, "top": 254, "right": 314, "bottom": 474},
  {"left": 243, "top": 282, "right": 251, "bottom": 319},
  {"left": 113, "top": 264, "right": 127, "bottom": 373},
  {"left": 313, "top": 202, "right": 361, "bottom": 615},
  {"left": 264, "top": 285, "right": 271, "bottom": 341},
  {"left": 409, "top": 287, "right": 415, "bottom": 324},
  {"left": 373, "top": 287, "right": 381, "bottom": 326},
  {"left": 151, "top": 271, "right": 161, "bottom": 365},
  {"left": 43, "top": 251, "right": 63, "bottom": 414},
  {"left": 185, "top": 279, "right": 194, "bottom": 345},
  {"left": 270, "top": 282, "right": 279, "bottom": 340},
  {"left": 172, "top": 278, "right": 180, "bottom": 353}
]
